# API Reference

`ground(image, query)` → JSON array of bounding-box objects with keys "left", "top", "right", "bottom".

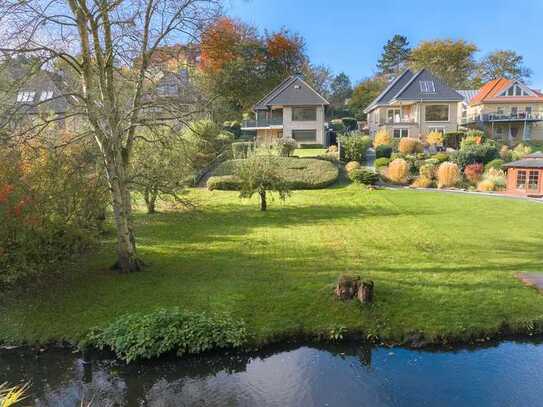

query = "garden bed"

[{"left": 207, "top": 157, "right": 339, "bottom": 190}]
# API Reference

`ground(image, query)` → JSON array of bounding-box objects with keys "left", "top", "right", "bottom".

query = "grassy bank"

[{"left": 2, "top": 185, "right": 543, "bottom": 346}]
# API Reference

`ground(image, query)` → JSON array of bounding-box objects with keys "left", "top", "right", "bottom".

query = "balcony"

[
  {"left": 462, "top": 111, "right": 543, "bottom": 125},
  {"left": 380, "top": 116, "right": 417, "bottom": 125},
  {"left": 241, "top": 117, "right": 283, "bottom": 129}
]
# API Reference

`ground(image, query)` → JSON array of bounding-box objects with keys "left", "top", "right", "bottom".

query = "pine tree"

[{"left": 377, "top": 35, "right": 411, "bottom": 78}]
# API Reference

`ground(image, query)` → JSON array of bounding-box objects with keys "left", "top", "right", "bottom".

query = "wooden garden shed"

[{"left": 503, "top": 152, "right": 543, "bottom": 197}]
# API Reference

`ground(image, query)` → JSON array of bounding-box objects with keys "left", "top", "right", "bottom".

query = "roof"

[
  {"left": 470, "top": 78, "right": 543, "bottom": 105},
  {"left": 254, "top": 75, "right": 329, "bottom": 110},
  {"left": 502, "top": 152, "right": 543, "bottom": 169},
  {"left": 12, "top": 70, "right": 69, "bottom": 115},
  {"left": 457, "top": 89, "right": 479, "bottom": 104},
  {"left": 364, "top": 69, "right": 463, "bottom": 113}
]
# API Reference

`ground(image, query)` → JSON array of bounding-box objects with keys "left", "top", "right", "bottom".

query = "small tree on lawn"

[{"left": 237, "top": 156, "right": 290, "bottom": 211}]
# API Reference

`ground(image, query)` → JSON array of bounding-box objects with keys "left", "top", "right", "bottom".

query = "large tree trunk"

[
  {"left": 259, "top": 190, "right": 267, "bottom": 211},
  {"left": 143, "top": 187, "right": 158, "bottom": 214},
  {"left": 104, "top": 145, "right": 142, "bottom": 273}
]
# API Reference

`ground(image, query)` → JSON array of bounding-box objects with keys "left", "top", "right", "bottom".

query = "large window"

[
  {"left": 292, "top": 107, "right": 317, "bottom": 121},
  {"left": 501, "top": 84, "right": 530, "bottom": 97},
  {"left": 425, "top": 105, "right": 449, "bottom": 122},
  {"left": 528, "top": 171, "right": 539, "bottom": 191},
  {"left": 393, "top": 128, "right": 408, "bottom": 138},
  {"left": 387, "top": 109, "right": 401, "bottom": 123},
  {"left": 292, "top": 130, "right": 317, "bottom": 143},
  {"left": 516, "top": 170, "right": 527, "bottom": 189}
]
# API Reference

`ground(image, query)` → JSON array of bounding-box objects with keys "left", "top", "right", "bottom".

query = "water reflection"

[{"left": 1, "top": 340, "right": 543, "bottom": 406}]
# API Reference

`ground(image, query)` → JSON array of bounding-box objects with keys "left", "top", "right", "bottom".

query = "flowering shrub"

[
  {"left": 464, "top": 163, "right": 484, "bottom": 184},
  {"left": 386, "top": 159, "right": 409, "bottom": 184},
  {"left": 373, "top": 130, "right": 391, "bottom": 148},
  {"left": 437, "top": 162, "right": 460, "bottom": 188},
  {"left": 398, "top": 137, "right": 423, "bottom": 155},
  {"left": 419, "top": 163, "right": 436, "bottom": 180}
]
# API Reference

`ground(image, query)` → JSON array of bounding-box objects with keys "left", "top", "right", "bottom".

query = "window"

[
  {"left": 419, "top": 81, "right": 436, "bottom": 93},
  {"left": 39, "top": 90, "right": 54, "bottom": 101},
  {"left": 516, "top": 170, "right": 527, "bottom": 189},
  {"left": 157, "top": 83, "right": 178, "bottom": 96},
  {"left": 393, "top": 128, "right": 408, "bottom": 138},
  {"left": 501, "top": 84, "right": 530, "bottom": 97},
  {"left": 292, "top": 107, "right": 317, "bottom": 121},
  {"left": 528, "top": 171, "right": 539, "bottom": 191},
  {"left": 16, "top": 91, "right": 36, "bottom": 103},
  {"left": 511, "top": 106, "right": 518, "bottom": 117},
  {"left": 292, "top": 130, "right": 317, "bottom": 142},
  {"left": 387, "top": 108, "right": 401, "bottom": 123},
  {"left": 526, "top": 106, "right": 532, "bottom": 116},
  {"left": 425, "top": 105, "right": 449, "bottom": 122},
  {"left": 495, "top": 126, "right": 505, "bottom": 138},
  {"left": 496, "top": 107, "right": 504, "bottom": 115}
]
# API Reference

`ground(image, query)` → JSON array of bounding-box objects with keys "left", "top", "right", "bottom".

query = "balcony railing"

[
  {"left": 241, "top": 117, "right": 283, "bottom": 128},
  {"left": 380, "top": 117, "right": 417, "bottom": 125},
  {"left": 462, "top": 111, "right": 543, "bottom": 124}
]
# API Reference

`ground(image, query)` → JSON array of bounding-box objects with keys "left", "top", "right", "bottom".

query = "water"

[{"left": 2, "top": 340, "right": 543, "bottom": 406}]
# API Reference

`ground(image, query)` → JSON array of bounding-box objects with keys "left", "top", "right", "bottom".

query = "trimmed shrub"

[
  {"left": 443, "top": 131, "right": 465, "bottom": 149},
  {"left": 374, "top": 157, "right": 390, "bottom": 168},
  {"left": 437, "top": 162, "right": 461, "bottom": 188},
  {"left": 341, "top": 117, "right": 358, "bottom": 131},
  {"left": 431, "top": 152, "right": 449, "bottom": 163},
  {"left": 86, "top": 308, "right": 248, "bottom": 363},
  {"left": 345, "top": 161, "right": 362, "bottom": 173},
  {"left": 386, "top": 158, "right": 409, "bottom": 184},
  {"left": 411, "top": 177, "right": 433, "bottom": 188},
  {"left": 339, "top": 134, "right": 372, "bottom": 162},
  {"left": 485, "top": 159, "right": 505, "bottom": 171},
  {"left": 426, "top": 131, "right": 444, "bottom": 146},
  {"left": 373, "top": 130, "right": 391, "bottom": 148},
  {"left": 454, "top": 143, "right": 498, "bottom": 168},
  {"left": 464, "top": 163, "right": 484, "bottom": 184},
  {"left": 316, "top": 152, "right": 340, "bottom": 164},
  {"left": 398, "top": 137, "right": 423, "bottom": 155},
  {"left": 232, "top": 142, "right": 254, "bottom": 159},
  {"left": 275, "top": 138, "right": 297, "bottom": 157},
  {"left": 348, "top": 168, "right": 379, "bottom": 185},
  {"left": 208, "top": 158, "right": 339, "bottom": 190},
  {"left": 375, "top": 144, "right": 393, "bottom": 159},
  {"left": 299, "top": 143, "right": 324, "bottom": 149}
]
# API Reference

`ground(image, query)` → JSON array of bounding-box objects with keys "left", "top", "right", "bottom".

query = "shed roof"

[{"left": 502, "top": 152, "right": 543, "bottom": 169}]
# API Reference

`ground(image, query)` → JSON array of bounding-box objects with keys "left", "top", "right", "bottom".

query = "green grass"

[
  {"left": 2, "top": 185, "right": 543, "bottom": 345},
  {"left": 207, "top": 157, "right": 339, "bottom": 190}
]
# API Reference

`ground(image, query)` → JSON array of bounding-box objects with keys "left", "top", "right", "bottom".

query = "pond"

[{"left": 1, "top": 339, "right": 543, "bottom": 406}]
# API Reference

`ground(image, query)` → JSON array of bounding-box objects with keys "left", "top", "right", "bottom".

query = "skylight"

[
  {"left": 16, "top": 91, "right": 36, "bottom": 103},
  {"left": 40, "top": 90, "right": 54, "bottom": 101},
  {"left": 419, "top": 81, "right": 436, "bottom": 93}
]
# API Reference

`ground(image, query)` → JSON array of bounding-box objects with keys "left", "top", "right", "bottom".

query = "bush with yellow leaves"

[
  {"left": 411, "top": 177, "right": 433, "bottom": 188},
  {"left": 386, "top": 158, "right": 409, "bottom": 184},
  {"left": 398, "top": 137, "right": 423, "bottom": 155},
  {"left": 437, "top": 162, "right": 460, "bottom": 188},
  {"left": 373, "top": 130, "right": 391, "bottom": 148},
  {"left": 426, "top": 131, "right": 444, "bottom": 146}
]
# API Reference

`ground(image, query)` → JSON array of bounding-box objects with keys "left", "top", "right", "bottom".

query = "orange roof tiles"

[{"left": 470, "top": 78, "right": 543, "bottom": 105}]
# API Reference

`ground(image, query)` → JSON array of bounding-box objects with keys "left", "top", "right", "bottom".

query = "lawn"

[{"left": 2, "top": 185, "right": 543, "bottom": 345}]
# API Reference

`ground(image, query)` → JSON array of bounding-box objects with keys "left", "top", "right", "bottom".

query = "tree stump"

[
  {"left": 357, "top": 280, "right": 374, "bottom": 304},
  {"left": 335, "top": 274, "right": 360, "bottom": 300}
]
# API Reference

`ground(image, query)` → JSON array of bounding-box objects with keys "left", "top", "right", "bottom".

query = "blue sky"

[{"left": 226, "top": 0, "right": 543, "bottom": 88}]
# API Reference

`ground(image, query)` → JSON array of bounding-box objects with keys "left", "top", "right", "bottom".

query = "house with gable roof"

[
  {"left": 461, "top": 78, "right": 543, "bottom": 144},
  {"left": 241, "top": 75, "right": 330, "bottom": 146},
  {"left": 364, "top": 68, "right": 464, "bottom": 140}
]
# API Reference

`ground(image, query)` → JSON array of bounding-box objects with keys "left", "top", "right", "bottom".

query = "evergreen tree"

[{"left": 377, "top": 35, "right": 411, "bottom": 77}]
